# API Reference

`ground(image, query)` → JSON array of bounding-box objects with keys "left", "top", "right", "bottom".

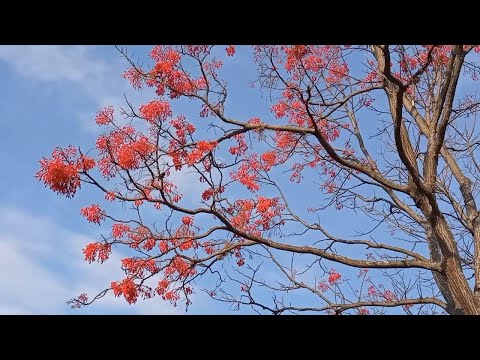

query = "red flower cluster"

[
  {"left": 96, "top": 127, "right": 156, "bottom": 175},
  {"left": 83, "top": 242, "right": 111, "bottom": 263},
  {"left": 367, "top": 285, "right": 378, "bottom": 297},
  {"left": 230, "top": 155, "right": 261, "bottom": 191},
  {"left": 318, "top": 282, "right": 329, "bottom": 292},
  {"left": 358, "top": 308, "right": 370, "bottom": 315},
  {"left": 67, "top": 293, "right": 89, "bottom": 309},
  {"left": 147, "top": 46, "right": 208, "bottom": 98},
  {"left": 261, "top": 151, "right": 277, "bottom": 171},
  {"left": 156, "top": 279, "right": 170, "bottom": 296},
  {"left": 186, "top": 140, "right": 217, "bottom": 165},
  {"left": 182, "top": 216, "right": 193, "bottom": 225},
  {"left": 123, "top": 67, "right": 143, "bottom": 90},
  {"left": 229, "top": 133, "right": 248, "bottom": 156},
  {"left": 111, "top": 278, "right": 139, "bottom": 304},
  {"left": 284, "top": 45, "right": 308, "bottom": 71},
  {"left": 36, "top": 146, "right": 94, "bottom": 198},
  {"left": 383, "top": 290, "right": 396, "bottom": 302},
  {"left": 164, "top": 256, "right": 196, "bottom": 279},
  {"left": 328, "top": 270, "right": 342, "bottom": 285},
  {"left": 201, "top": 186, "right": 225, "bottom": 201},
  {"left": 80, "top": 204, "right": 104, "bottom": 224},
  {"left": 226, "top": 45, "right": 236, "bottom": 56},
  {"left": 95, "top": 106, "right": 114, "bottom": 125},
  {"left": 121, "top": 258, "right": 157, "bottom": 277},
  {"left": 256, "top": 196, "right": 276, "bottom": 213},
  {"left": 139, "top": 100, "right": 172, "bottom": 123},
  {"left": 112, "top": 223, "right": 131, "bottom": 239}
]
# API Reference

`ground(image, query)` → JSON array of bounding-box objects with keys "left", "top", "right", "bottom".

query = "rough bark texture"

[{"left": 372, "top": 45, "right": 480, "bottom": 315}]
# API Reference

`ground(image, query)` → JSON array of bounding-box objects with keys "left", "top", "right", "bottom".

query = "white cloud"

[
  {"left": 0, "top": 45, "right": 134, "bottom": 132},
  {"left": 0, "top": 207, "right": 182, "bottom": 314},
  {"left": 0, "top": 45, "right": 107, "bottom": 83}
]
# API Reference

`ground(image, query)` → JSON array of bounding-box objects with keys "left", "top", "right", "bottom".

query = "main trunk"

[{"left": 429, "top": 217, "right": 480, "bottom": 315}]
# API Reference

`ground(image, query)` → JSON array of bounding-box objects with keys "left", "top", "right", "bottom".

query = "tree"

[{"left": 36, "top": 45, "right": 480, "bottom": 315}]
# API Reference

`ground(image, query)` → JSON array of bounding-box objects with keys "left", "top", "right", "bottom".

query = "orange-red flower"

[
  {"left": 83, "top": 242, "right": 111, "bottom": 263},
  {"left": 139, "top": 100, "right": 172, "bottom": 123},
  {"left": 226, "top": 45, "right": 236, "bottom": 56},
  {"left": 36, "top": 146, "right": 81, "bottom": 198},
  {"left": 328, "top": 270, "right": 342, "bottom": 285},
  {"left": 80, "top": 204, "right": 104, "bottom": 224},
  {"left": 95, "top": 106, "right": 114, "bottom": 125}
]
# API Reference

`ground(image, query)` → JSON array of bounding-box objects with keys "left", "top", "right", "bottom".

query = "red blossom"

[
  {"left": 111, "top": 278, "right": 139, "bottom": 304},
  {"left": 257, "top": 197, "right": 276, "bottom": 213},
  {"left": 104, "top": 191, "right": 116, "bottom": 202},
  {"left": 95, "top": 106, "right": 114, "bottom": 125},
  {"left": 67, "top": 293, "right": 89, "bottom": 309},
  {"left": 123, "top": 68, "right": 143, "bottom": 89},
  {"left": 182, "top": 216, "right": 193, "bottom": 225},
  {"left": 367, "top": 285, "right": 378, "bottom": 297},
  {"left": 202, "top": 188, "right": 214, "bottom": 201},
  {"left": 80, "top": 204, "right": 104, "bottom": 224},
  {"left": 261, "top": 151, "right": 277, "bottom": 170},
  {"left": 116, "top": 137, "right": 155, "bottom": 169},
  {"left": 328, "top": 270, "right": 342, "bottom": 285},
  {"left": 36, "top": 146, "right": 81, "bottom": 198},
  {"left": 226, "top": 45, "right": 236, "bottom": 56},
  {"left": 383, "top": 290, "right": 396, "bottom": 302},
  {"left": 143, "top": 237, "right": 156, "bottom": 251},
  {"left": 179, "top": 238, "right": 194, "bottom": 251},
  {"left": 318, "top": 282, "right": 329, "bottom": 292},
  {"left": 230, "top": 156, "right": 260, "bottom": 191},
  {"left": 284, "top": 45, "right": 308, "bottom": 71},
  {"left": 139, "top": 100, "right": 172, "bottom": 123},
  {"left": 156, "top": 279, "right": 170, "bottom": 296},
  {"left": 358, "top": 308, "right": 370, "bottom": 315},
  {"left": 187, "top": 141, "right": 217, "bottom": 165},
  {"left": 78, "top": 155, "right": 95, "bottom": 171},
  {"left": 229, "top": 134, "right": 248, "bottom": 156},
  {"left": 112, "top": 223, "right": 131, "bottom": 239},
  {"left": 83, "top": 242, "right": 111, "bottom": 263}
]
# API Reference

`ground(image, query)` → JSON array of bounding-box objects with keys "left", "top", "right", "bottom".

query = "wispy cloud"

[
  {"left": 0, "top": 207, "right": 180, "bottom": 314},
  {"left": 0, "top": 45, "right": 133, "bottom": 132},
  {"left": 0, "top": 45, "right": 108, "bottom": 83}
]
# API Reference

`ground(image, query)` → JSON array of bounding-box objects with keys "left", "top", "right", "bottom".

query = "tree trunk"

[{"left": 431, "top": 216, "right": 480, "bottom": 314}]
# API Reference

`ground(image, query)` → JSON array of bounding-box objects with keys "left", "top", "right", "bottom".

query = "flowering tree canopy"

[{"left": 37, "top": 45, "right": 480, "bottom": 315}]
